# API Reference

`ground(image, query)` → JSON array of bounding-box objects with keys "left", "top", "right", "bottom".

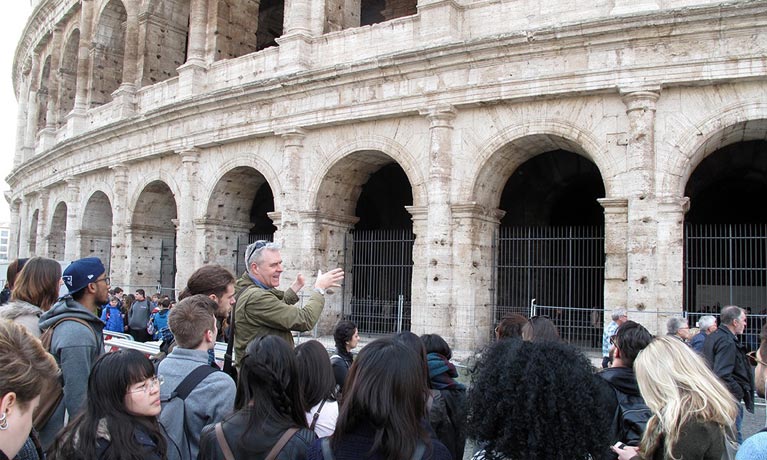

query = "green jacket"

[{"left": 233, "top": 271, "right": 324, "bottom": 367}]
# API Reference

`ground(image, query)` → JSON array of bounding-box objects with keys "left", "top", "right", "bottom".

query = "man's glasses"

[
  {"left": 95, "top": 277, "right": 110, "bottom": 285},
  {"left": 747, "top": 351, "right": 767, "bottom": 367},
  {"left": 245, "top": 240, "right": 270, "bottom": 263},
  {"left": 127, "top": 376, "right": 164, "bottom": 394}
]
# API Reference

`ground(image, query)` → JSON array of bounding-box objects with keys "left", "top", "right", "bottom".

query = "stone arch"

[
  {"left": 58, "top": 28, "right": 79, "bottom": 124},
  {"left": 129, "top": 180, "right": 178, "bottom": 294},
  {"left": 37, "top": 55, "right": 51, "bottom": 131},
  {"left": 662, "top": 103, "right": 767, "bottom": 197},
  {"left": 201, "top": 157, "right": 283, "bottom": 216},
  {"left": 468, "top": 121, "right": 612, "bottom": 208},
  {"left": 309, "top": 136, "right": 427, "bottom": 213},
  {"left": 49, "top": 201, "right": 67, "bottom": 260},
  {"left": 140, "top": 0, "right": 190, "bottom": 86},
  {"left": 81, "top": 191, "right": 113, "bottom": 266},
  {"left": 211, "top": 0, "right": 284, "bottom": 61},
  {"left": 90, "top": 0, "right": 127, "bottom": 107},
  {"left": 29, "top": 209, "right": 39, "bottom": 255}
]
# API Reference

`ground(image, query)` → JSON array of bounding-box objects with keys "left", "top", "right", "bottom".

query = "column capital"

[
  {"left": 658, "top": 196, "right": 690, "bottom": 215},
  {"left": 277, "top": 127, "right": 307, "bottom": 146},
  {"left": 404, "top": 205, "right": 428, "bottom": 221},
  {"left": 620, "top": 90, "right": 660, "bottom": 112},
  {"left": 598, "top": 197, "right": 629, "bottom": 212},
  {"left": 450, "top": 202, "right": 505, "bottom": 223},
  {"left": 419, "top": 105, "right": 457, "bottom": 128},
  {"left": 177, "top": 148, "right": 201, "bottom": 164},
  {"left": 298, "top": 211, "right": 360, "bottom": 227}
]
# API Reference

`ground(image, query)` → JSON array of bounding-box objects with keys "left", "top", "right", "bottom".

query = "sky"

[{"left": 0, "top": 2, "right": 33, "bottom": 223}]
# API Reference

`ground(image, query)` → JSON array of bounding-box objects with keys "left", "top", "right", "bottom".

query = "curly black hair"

[{"left": 467, "top": 340, "right": 613, "bottom": 460}]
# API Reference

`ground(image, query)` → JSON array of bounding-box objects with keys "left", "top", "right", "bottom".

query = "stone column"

[
  {"left": 299, "top": 211, "right": 359, "bottom": 334},
  {"left": 14, "top": 62, "right": 32, "bottom": 166},
  {"left": 64, "top": 179, "right": 81, "bottom": 262},
  {"left": 175, "top": 149, "right": 201, "bottom": 288},
  {"left": 35, "top": 190, "right": 50, "bottom": 257},
  {"left": 621, "top": 90, "right": 662, "bottom": 332},
  {"left": 405, "top": 205, "right": 430, "bottom": 332},
  {"left": 450, "top": 203, "right": 505, "bottom": 352},
  {"left": 275, "top": 0, "right": 315, "bottom": 72},
  {"left": 23, "top": 53, "right": 41, "bottom": 158},
  {"left": 109, "top": 165, "right": 130, "bottom": 285},
  {"left": 274, "top": 128, "right": 308, "bottom": 276},
  {"left": 111, "top": 0, "right": 139, "bottom": 116},
  {"left": 68, "top": 0, "right": 95, "bottom": 134},
  {"left": 8, "top": 199, "right": 21, "bottom": 259},
  {"left": 598, "top": 197, "right": 629, "bottom": 316},
  {"left": 17, "top": 199, "right": 30, "bottom": 258},
  {"left": 654, "top": 196, "right": 690, "bottom": 334},
  {"left": 177, "top": 0, "right": 209, "bottom": 97},
  {"left": 411, "top": 105, "right": 456, "bottom": 341}
]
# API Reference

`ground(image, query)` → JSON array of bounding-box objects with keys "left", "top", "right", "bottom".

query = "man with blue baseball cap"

[{"left": 38, "top": 257, "right": 109, "bottom": 448}]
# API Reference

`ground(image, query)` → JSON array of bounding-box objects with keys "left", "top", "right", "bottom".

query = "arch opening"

[
  {"left": 58, "top": 30, "right": 79, "bottom": 125},
  {"left": 49, "top": 202, "right": 67, "bottom": 261},
  {"left": 81, "top": 192, "right": 113, "bottom": 270},
  {"left": 90, "top": 0, "right": 127, "bottom": 107},
  {"left": 29, "top": 210, "right": 39, "bottom": 255},
  {"left": 37, "top": 56, "right": 51, "bottom": 132},
  {"left": 141, "top": 0, "right": 190, "bottom": 86},
  {"left": 212, "top": 0, "right": 284, "bottom": 61},
  {"left": 131, "top": 181, "right": 177, "bottom": 296}
]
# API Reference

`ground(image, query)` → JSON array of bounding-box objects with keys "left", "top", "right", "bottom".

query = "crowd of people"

[{"left": 0, "top": 245, "right": 766, "bottom": 460}]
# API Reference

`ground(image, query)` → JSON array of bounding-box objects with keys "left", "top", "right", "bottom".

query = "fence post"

[{"left": 397, "top": 294, "right": 404, "bottom": 333}]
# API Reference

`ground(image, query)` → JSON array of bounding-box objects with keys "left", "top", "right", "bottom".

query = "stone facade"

[{"left": 8, "top": 0, "right": 767, "bottom": 352}]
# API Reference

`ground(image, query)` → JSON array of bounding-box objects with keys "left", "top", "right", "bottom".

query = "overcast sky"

[{"left": 0, "top": 3, "right": 33, "bottom": 223}]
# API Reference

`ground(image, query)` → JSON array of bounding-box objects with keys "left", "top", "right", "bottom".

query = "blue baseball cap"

[{"left": 62, "top": 257, "right": 106, "bottom": 296}]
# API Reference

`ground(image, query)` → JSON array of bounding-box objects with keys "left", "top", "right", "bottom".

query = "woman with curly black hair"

[
  {"left": 468, "top": 339, "right": 614, "bottom": 460},
  {"left": 47, "top": 349, "right": 167, "bottom": 460},
  {"left": 198, "top": 335, "right": 316, "bottom": 460},
  {"left": 331, "top": 320, "right": 359, "bottom": 393}
]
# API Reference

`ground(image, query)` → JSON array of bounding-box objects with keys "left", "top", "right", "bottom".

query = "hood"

[
  {"left": 600, "top": 366, "right": 641, "bottom": 396},
  {"left": 39, "top": 296, "right": 102, "bottom": 331},
  {"left": 0, "top": 300, "right": 43, "bottom": 321}
]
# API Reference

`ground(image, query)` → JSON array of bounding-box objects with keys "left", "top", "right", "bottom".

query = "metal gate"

[
  {"left": 234, "top": 233, "right": 274, "bottom": 275},
  {"left": 494, "top": 226, "right": 605, "bottom": 345},
  {"left": 684, "top": 224, "right": 767, "bottom": 317},
  {"left": 159, "top": 237, "right": 176, "bottom": 298},
  {"left": 345, "top": 229, "right": 415, "bottom": 335}
]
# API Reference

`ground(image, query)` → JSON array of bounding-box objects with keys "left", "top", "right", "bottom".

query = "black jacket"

[
  {"left": 198, "top": 409, "right": 316, "bottom": 460},
  {"left": 600, "top": 367, "right": 651, "bottom": 448},
  {"left": 703, "top": 326, "right": 755, "bottom": 412}
]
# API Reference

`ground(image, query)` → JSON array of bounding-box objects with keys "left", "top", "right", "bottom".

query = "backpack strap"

[
  {"left": 215, "top": 422, "right": 235, "bottom": 460},
  {"left": 309, "top": 399, "right": 327, "bottom": 431},
  {"left": 42, "top": 316, "right": 98, "bottom": 349},
  {"left": 265, "top": 427, "right": 299, "bottom": 460},
  {"left": 173, "top": 364, "right": 218, "bottom": 400},
  {"left": 321, "top": 437, "right": 335, "bottom": 460},
  {"left": 223, "top": 284, "right": 257, "bottom": 376}
]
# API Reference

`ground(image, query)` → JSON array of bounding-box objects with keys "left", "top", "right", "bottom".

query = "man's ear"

[{"left": 613, "top": 346, "right": 622, "bottom": 360}]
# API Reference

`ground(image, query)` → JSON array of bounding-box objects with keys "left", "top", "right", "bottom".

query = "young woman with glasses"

[{"left": 48, "top": 349, "right": 167, "bottom": 460}]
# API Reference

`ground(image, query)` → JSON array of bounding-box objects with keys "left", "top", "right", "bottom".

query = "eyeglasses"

[
  {"left": 609, "top": 334, "right": 618, "bottom": 346},
  {"left": 245, "top": 240, "right": 270, "bottom": 263},
  {"left": 95, "top": 277, "right": 110, "bottom": 285},
  {"left": 127, "top": 376, "right": 164, "bottom": 394},
  {"left": 747, "top": 351, "right": 767, "bottom": 367}
]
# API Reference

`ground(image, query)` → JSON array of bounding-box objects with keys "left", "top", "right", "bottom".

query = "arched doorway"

[
  {"left": 320, "top": 152, "right": 414, "bottom": 335},
  {"left": 90, "top": 0, "right": 126, "bottom": 107},
  {"left": 58, "top": 29, "right": 79, "bottom": 125},
  {"left": 205, "top": 166, "right": 276, "bottom": 274},
  {"left": 81, "top": 192, "right": 113, "bottom": 270},
  {"left": 496, "top": 148, "right": 605, "bottom": 346},
  {"left": 131, "top": 181, "right": 177, "bottom": 296},
  {"left": 49, "top": 202, "right": 67, "bottom": 261},
  {"left": 684, "top": 139, "right": 767, "bottom": 342}
]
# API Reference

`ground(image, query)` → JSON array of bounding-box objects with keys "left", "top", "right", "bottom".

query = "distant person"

[
  {"left": 703, "top": 305, "right": 754, "bottom": 443},
  {"left": 38, "top": 257, "right": 108, "bottom": 448},
  {"left": 296, "top": 340, "right": 339, "bottom": 437},
  {"left": 308, "top": 337, "right": 451, "bottom": 460},
  {"left": 666, "top": 316, "right": 692, "bottom": 343},
  {"left": 178, "top": 264, "right": 236, "bottom": 342},
  {"left": 128, "top": 289, "right": 152, "bottom": 342},
  {"left": 48, "top": 349, "right": 167, "bottom": 460},
  {"left": 690, "top": 315, "right": 717, "bottom": 353},
  {"left": 495, "top": 313, "right": 527, "bottom": 340},
  {"left": 521, "top": 315, "right": 561, "bottom": 343},
  {"left": 198, "top": 335, "right": 316, "bottom": 460},
  {"left": 613, "top": 336, "right": 737, "bottom": 460},
  {"left": 421, "top": 333, "right": 467, "bottom": 460},
  {"left": 0, "top": 256, "right": 62, "bottom": 337},
  {"left": 100, "top": 295, "right": 126, "bottom": 334},
  {"left": 331, "top": 319, "right": 358, "bottom": 393},
  {"left": 0, "top": 320, "right": 58, "bottom": 460},
  {"left": 233, "top": 240, "right": 343, "bottom": 366},
  {"left": 0, "top": 258, "right": 29, "bottom": 305},
  {"left": 603, "top": 308, "right": 628, "bottom": 368}
]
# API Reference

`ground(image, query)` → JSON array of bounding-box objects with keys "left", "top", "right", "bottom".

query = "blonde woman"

[{"left": 613, "top": 335, "right": 737, "bottom": 460}]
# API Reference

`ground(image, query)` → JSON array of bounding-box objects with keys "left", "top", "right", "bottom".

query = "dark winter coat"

[{"left": 703, "top": 326, "right": 755, "bottom": 412}]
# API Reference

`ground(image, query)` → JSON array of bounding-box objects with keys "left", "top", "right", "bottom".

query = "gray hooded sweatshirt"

[{"left": 38, "top": 297, "right": 105, "bottom": 449}]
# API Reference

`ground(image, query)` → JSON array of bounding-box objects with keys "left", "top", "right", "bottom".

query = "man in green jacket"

[{"left": 233, "top": 240, "right": 344, "bottom": 367}]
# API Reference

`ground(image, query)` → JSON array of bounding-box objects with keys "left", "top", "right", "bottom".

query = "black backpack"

[{"left": 612, "top": 388, "right": 652, "bottom": 446}]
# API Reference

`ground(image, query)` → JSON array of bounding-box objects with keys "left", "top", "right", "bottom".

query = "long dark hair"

[
  {"left": 295, "top": 340, "right": 337, "bottom": 407},
  {"left": 333, "top": 338, "right": 430, "bottom": 460},
  {"left": 235, "top": 336, "right": 307, "bottom": 438},
  {"left": 333, "top": 319, "right": 357, "bottom": 361},
  {"left": 48, "top": 349, "right": 167, "bottom": 460}
]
